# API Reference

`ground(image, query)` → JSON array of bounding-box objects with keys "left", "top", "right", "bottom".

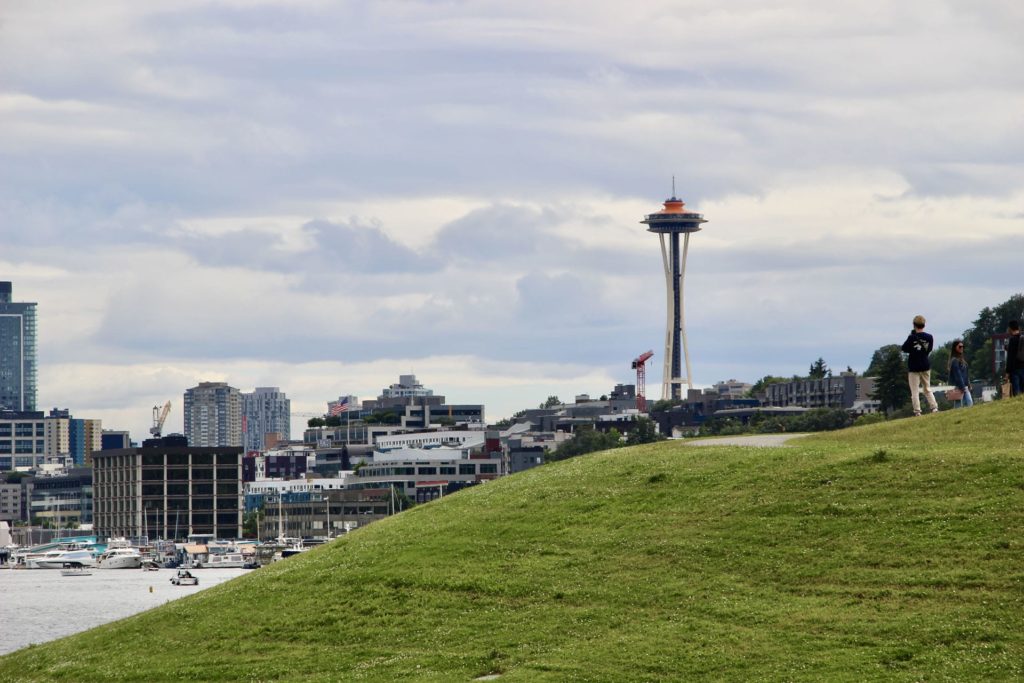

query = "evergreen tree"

[
  {"left": 870, "top": 345, "right": 910, "bottom": 414},
  {"left": 808, "top": 358, "right": 829, "bottom": 379}
]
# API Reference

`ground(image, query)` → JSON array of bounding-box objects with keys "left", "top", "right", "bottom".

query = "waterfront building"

[
  {"left": 30, "top": 467, "right": 93, "bottom": 528},
  {"left": 0, "top": 481, "right": 26, "bottom": 523},
  {"left": 241, "top": 387, "right": 291, "bottom": 454},
  {"left": 92, "top": 435, "right": 244, "bottom": 540},
  {"left": 0, "top": 282, "right": 37, "bottom": 412},
  {"left": 350, "top": 446, "right": 504, "bottom": 503},
  {"left": 258, "top": 487, "right": 390, "bottom": 540},
  {"left": 183, "top": 381, "right": 242, "bottom": 447}
]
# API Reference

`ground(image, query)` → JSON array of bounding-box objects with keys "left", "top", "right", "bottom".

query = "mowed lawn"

[{"left": 2, "top": 400, "right": 1022, "bottom": 682}]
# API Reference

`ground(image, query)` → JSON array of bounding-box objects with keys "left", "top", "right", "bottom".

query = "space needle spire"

[{"left": 641, "top": 186, "right": 708, "bottom": 400}]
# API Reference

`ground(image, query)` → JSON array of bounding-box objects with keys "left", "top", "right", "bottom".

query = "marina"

[{"left": 0, "top": 566, "right": 248, "bottom": 655}]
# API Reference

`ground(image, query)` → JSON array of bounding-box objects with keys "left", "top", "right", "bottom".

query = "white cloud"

[{"left": 1, "top": 1, "right": 1022, "bottom": 442}]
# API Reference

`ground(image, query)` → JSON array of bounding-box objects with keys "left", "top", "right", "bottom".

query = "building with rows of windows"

[
  {"left": 349, "top": 447, "right": 503, "bottom": 504},
  {"left": 92, "top": 435, "right": 244, "bottom": 541},
  {"left": 0, "top": 282, "right": 37, "bottom": 413}
]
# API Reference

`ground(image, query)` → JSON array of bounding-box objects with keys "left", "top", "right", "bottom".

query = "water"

[{"left": 0, "top": 567, "right": 250, "bottom": 655}]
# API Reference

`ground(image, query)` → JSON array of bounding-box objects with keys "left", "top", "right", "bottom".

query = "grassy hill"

[{"left": 2, "top": 400, "right": 1023, "bottom": 682}]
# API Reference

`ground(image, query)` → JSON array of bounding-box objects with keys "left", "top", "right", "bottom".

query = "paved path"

[{"left": 684, "top": 433, "right": 808, "bottom": 448}]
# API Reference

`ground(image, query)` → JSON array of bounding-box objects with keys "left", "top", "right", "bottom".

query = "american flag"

[{"left": 329, "top": 397, "right": 349, "bottom": 416}]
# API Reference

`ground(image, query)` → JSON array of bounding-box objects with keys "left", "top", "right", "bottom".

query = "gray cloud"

[{"left": 2, "top": 1, "right": 1023, "bottom": 422}]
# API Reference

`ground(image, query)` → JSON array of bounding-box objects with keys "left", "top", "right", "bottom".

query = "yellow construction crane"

[{"left": 151, "top": 401, "right": 171, "bottom": 438}]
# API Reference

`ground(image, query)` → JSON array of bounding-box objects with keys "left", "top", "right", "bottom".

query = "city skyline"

[{"left": 2, "top": 2, "right": 1021, "bottom": 440}]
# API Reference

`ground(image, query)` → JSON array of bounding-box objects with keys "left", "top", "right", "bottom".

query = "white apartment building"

[{"left": 184, "top": 382, "right": 242, "bottom": 448}]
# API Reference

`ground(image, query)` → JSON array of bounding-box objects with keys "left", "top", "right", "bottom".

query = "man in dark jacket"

[
  {"left": 1006, "top": 320, "right": 1023, "bottom": 397},
  {"left": 902, "top": 315, "right": 938, "bottom": 416}
]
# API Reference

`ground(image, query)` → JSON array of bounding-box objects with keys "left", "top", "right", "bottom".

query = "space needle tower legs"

[{"left": 643, "top": 191, "right": 708, "bottom": 401}]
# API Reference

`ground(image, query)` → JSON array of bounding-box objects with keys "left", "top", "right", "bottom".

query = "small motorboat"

[
  {"left": 170, "top": 568, "right": 198, "bottom": 586},
  {"left": 60, "top": 562, "right": 93, "bottom": 577}
]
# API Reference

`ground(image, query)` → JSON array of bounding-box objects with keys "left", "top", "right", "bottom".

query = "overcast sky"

[{"left": 2, "top": 1, "right": 1022, "bottom": 440}]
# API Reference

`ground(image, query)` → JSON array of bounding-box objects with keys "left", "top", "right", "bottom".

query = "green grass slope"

[{"left": 3, "top": 401, "right": 1023, "bottom": 682}]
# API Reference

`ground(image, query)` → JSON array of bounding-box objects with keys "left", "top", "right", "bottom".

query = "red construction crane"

[{"left": 631, "top": 350, "right": 654, "bottom": 412}]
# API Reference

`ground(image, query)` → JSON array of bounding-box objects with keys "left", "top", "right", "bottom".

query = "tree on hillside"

[
  {"left": 870, "top": 345, "right": 910, "bottom": 414},
  {"left": 969, "top": 339, "right": 994, "bottom": 382},
  {"left": 808, "top": 358, "right": 830, "bottom": 379},
  {"left": 626, "top": 417, "right": 663, "bottom": 446},
  {"left": 865, "top": 344, "right": 901, "bottom": 377},
  {"left": 540, "top": 395, "right": 562, "bottom": 409},
  {"left": 548, "top": 425, "right": 622, "bottom": 461},
  {"left": 930, "top": 344, "right": 952, "bottom": 384},
  {"left": 962, "top": 294, "right": 1024, "bottom": 376}
]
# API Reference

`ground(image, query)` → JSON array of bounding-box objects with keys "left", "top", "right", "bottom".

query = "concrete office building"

[
  {"left": 0, "top": 411, "right": 49, "bottom": 471},
  {"left": 184, "top": 382, "right": 242, "bottom": 448},
  {"left": 92, "top": 435, "right": 244, "bottom": 541},
  {"left": 241, "top": 387, "right": 291, "bottom": 454},
  {"left": 0, "top": 282, "right": 37, "bottom": 412}
]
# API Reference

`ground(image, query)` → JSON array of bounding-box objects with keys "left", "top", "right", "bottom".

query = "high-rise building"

[
  {"left": 642, "top": 191, "right": 709, "bottom": 400},
  {"left": 183, "top": 382, "right": 242, "bottom": 448},
  {"left": 0, "top": 282, "right": 37, "bottom": 412},
  {"left": 241, "top": 387, "right": 291, "bottom": 453},
  {"left": 45, "top": 409, "right": 102, "bottom": 466}
]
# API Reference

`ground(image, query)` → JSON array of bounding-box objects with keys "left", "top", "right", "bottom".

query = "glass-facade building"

[{"left": 0, "top": 282, "right": 37, "bottom": 412}]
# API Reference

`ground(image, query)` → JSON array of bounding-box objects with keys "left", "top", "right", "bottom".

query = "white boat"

[
  {"left": 202, "top": 552, "right": 247, "bottom": 569},
  {"left": 170, "top": 568, "right": 198, "bottom": 586},
  {"left": 95, "top": 546, "right": 143, "bottom": 569},
  {"left": 25, "top": 544, "right": 98, "bottom": 569},
  {"left": 60, "top": 562, "right": 93, "bottom": 577}
]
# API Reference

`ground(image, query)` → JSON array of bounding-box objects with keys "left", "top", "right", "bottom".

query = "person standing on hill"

[
  {"left": 902, "top": 315, "right": 939, "bottom": 416},
  {"left": 947, "top": 340, "right": 973, "bottom": 408},
  {"left": 1006, "top": 320, "right": 1024, "bottom": 397}
]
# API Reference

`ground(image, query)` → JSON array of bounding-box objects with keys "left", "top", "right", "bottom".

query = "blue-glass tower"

[
  {"left": 641, "top": 196, "right": 708, "bottom": 400},
  {"left": 0, "top": 282, "right": 37, "bottom": 412}
]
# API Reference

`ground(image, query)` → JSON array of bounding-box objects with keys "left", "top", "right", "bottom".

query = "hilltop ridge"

[{"left": 2, "top": 401, "right": 1023, "bottom": 682}]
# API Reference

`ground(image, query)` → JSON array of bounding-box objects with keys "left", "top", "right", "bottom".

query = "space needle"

[{"left": 641, "top": 183, "right": 708, "bottom": 400}]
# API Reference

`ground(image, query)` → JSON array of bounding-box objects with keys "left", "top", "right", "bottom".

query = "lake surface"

[{"left": 0, "top": 567, "right": 250, "bottom": 655}]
